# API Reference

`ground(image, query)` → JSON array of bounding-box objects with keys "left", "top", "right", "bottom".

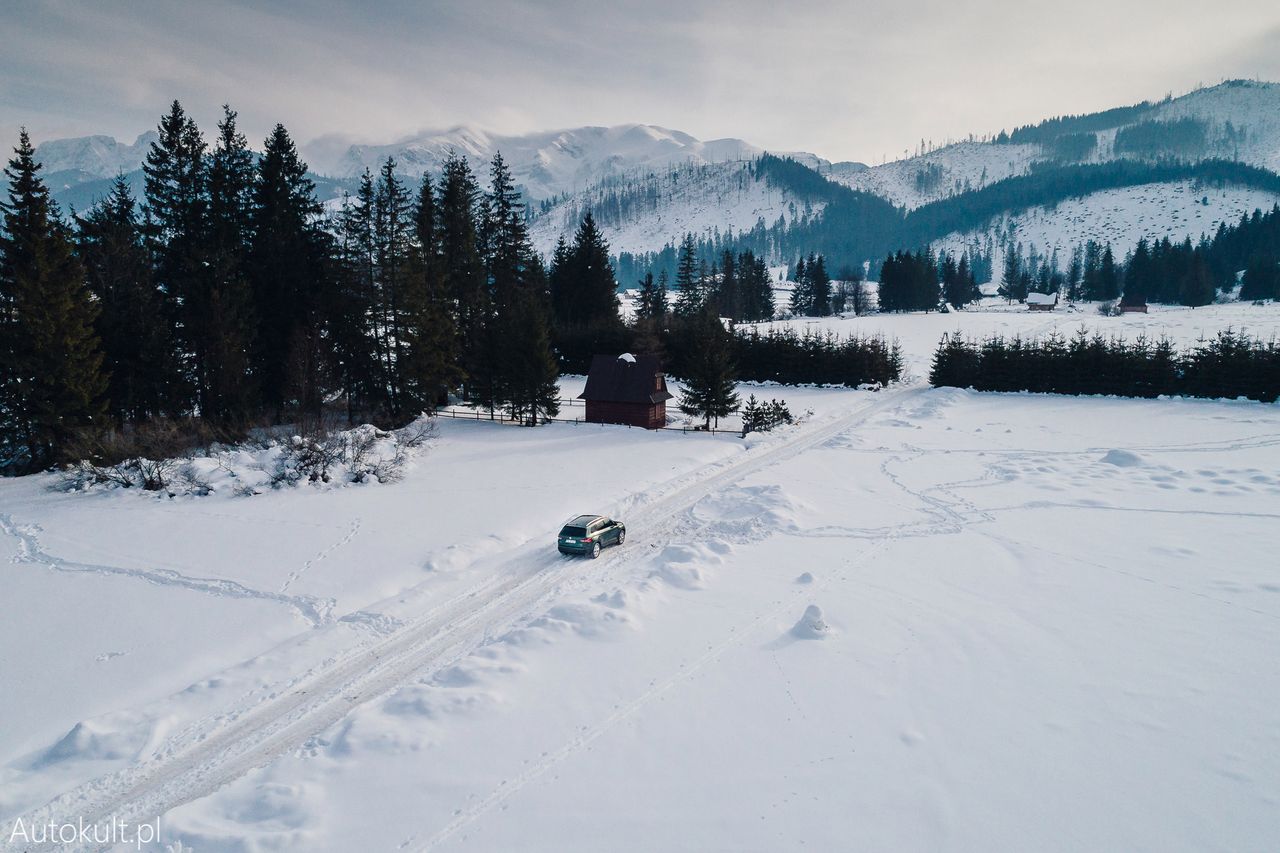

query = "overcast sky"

[{"left": 2, "top": 0, "right": 1278, "bottom": 165}]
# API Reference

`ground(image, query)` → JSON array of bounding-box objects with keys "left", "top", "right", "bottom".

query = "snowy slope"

[
  {"left": 526, "top": 159, "right": 823, "bottom": 255},
  {"left": 932, "top": 179, "right": 1280, "bottom": 268},
  {"left": 828, "top": 140, "right": 1042, "bottom": 210},
  {"left": 1148, "top": 80, "right": 1280, "bottom": 172},
  {"left": 323, "top": 123, "right": 827, "bottom": 201}
]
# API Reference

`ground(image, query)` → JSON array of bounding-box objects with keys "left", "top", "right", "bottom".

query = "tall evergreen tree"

[
  {"left": 678, "top": 308, "right": 738, "bottom": 429},
  {"left": 1096, "top": 244, "right": 1120, "bottom": 301},
  {"left": 499, "top": 268, "right": 560, "bottom": 426},
  {"left": 331, "top": 171, "right": 380, "bottom": 420},
  {"left": 552, "top": 212, "right": 619, "bottom": 328},
  {"left": 789, "top": 256, "right": 811, "bottom": 316},
  {"left": 484, "top": 152, "right": 557, "bottom": 417},
  {"left": 143, "top": 100, "right": 206, "bottom": 412},
  {"left": 201, "top": 105, "right": 258, "bottom": 424},
  {"left": 437, "top": 152, "right": 487, "bottom": 401},
  {"left": 1178, "top": 255, "right": 1216, "bottom": 307},
  {"left": 636, "top": 271, "right": 664, "bottom": 320},
  {"left": 808, "top": 254, "right": 832, "bottom": 316},
  {"left": 373, "top": 156, "right": 415, "bottom": 414},
  {"left": 1122, "top": 238, "right": 1151, "bottom": 308},
  {"left": 0, "top": 130, "right": 107, "bottom": 470},
  {"left": 674, "top": 233, "right": 702, "bottom": 316},
  {"left": 1081, "top": 240, "right": 1103, "bottom": 301},
  {"left": 397, "top": 172, "right": 459, "bottom": 414},
  {"left": 998, "top": 245, "right": 1025, "bottom": 302},
  {"left": 77, "top": 176, "right": 176, "bottom": 423},
  {"left": 1240, "top": 255, "right": 1280, "bottom": 301},
  {"left": 248, "top": 123, "right": 328, "bottom": 415}
]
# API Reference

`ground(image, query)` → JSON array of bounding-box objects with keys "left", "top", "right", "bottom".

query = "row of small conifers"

[{"left": 929, "top": 329, "right": 1280, "bottom": 403}]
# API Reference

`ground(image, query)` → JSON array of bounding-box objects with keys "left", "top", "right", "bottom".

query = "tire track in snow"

[
  {"left": 17, "top": 387, "right": 927, "bottom": 852},
  {"left": 412, "top": 536, "right": 894, "bottom": 851}
]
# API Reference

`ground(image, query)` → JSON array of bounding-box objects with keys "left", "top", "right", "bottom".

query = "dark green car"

[{"left": 557, "top": 514, "right": 626, "bottom": 558}]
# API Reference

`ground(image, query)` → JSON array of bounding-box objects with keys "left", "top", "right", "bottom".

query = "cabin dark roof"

[{"left": 578, "top": 353, "right": 673, "bottom": 404}]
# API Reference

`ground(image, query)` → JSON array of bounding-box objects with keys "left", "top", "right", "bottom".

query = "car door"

[{"left": 601, "top": 519, "right": 618, "bottom": 545}]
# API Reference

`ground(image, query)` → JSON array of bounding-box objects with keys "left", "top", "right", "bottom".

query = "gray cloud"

[{"left": 1, "top": 0, "right": 1278, "bottom": 163}]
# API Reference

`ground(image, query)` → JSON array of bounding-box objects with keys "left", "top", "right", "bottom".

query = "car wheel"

[
  {"left": 617, "top": 529, "right": 625, "bottom": 546},
  {"left": 591, "top": 542, "right": 601, "bottom": 559}
]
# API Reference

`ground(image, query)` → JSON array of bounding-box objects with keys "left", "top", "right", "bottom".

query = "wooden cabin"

[
  {"left": 1026, "top": 292, "right": 1058, "bottom": 312},
  {"left": 1120, "top": 302, "right": 1149, "bottom": 314},
  {"left": 579, "top": 353, "right": 673, "bottom": 429}
]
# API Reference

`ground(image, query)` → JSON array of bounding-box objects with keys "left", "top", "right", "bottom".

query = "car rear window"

[{"left": 560, "top": 526, "right": 587, "bottom": 537}]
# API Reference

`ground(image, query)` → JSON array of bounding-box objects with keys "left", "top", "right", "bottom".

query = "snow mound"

[
  {"left": 790, "top": 605, "right": 830, "bottom": 639},
  {"left": 40, "top": 718, "right": 149, "bottom": 766},
  {"left": 1100, "top": 449, "right": 1146, "bottom": 467},
  {"left": 796, "top": 572, "right": 815, "bottom": 584},
  {"left": 650, "top": 544, "right": 714, "bottom": 589}
]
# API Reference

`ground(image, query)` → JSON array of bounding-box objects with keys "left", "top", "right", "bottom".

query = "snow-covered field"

[
  {"left": 3, "top": 305, "right": 1280, "bottom": 852},
  {"left": 751, "top": 299, "right": 1280, "bottom": 379}
]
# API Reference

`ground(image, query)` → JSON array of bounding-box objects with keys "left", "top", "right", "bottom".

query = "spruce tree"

[
  {"left": 331, "top": 171, "right": 380, "bottom": 420},
  {"left": 678, "top": 307, "right": 738, "bottom": 430},
  {"left": 248, "top": 124, "right": 327, "bottom": 416},
  {"left": 554, "top": 212, "right": 619, "bottom": 328},
  {"left": 373, "top": 157, "right": 415, "bottom": 414},
  {"left": 437, "top": 152, "right": 487, "bottom": 401},
  {"left": 201, "top": 106, "right": 258, "bottom": 424},
  {"left": 1097, "top": 244, "right": 1120, "bottom": 301},
  {"left": 0, "top": 130, "right": 107, "bottom": 470},
  {"left": 396, "top": 172, "right": 459, "bottom": 414},
  {"left": 77, "top": 176, "right": 177, "bottom": 423},
  {"left": 499, "top": 273, "right": 560, "bottom": 426},
  {"left": 654, "top": 269, "right": 671, "bottom": 317},
  {"left": 789, "top": 256, "right": 811, "bottom": 316},
  {"left": 998, "top": 246, "right": 1024, "bottom": 302},
  {"left": 674, "top": 233, "right": 702, "bottom": 316},
  {"left": 485, "top": 152, "right": 555, "bottom": 417},
  {"left": 143, "top": 100, "right": 206, "bottom": 412},
  {"left": 1240, "top": 255, "right": 1280, "bottom": 301},
  {"left": 636, "top": 271, "right": 661, "bottom": 320},
  {"left": 1178, "top": 256, "right": 1216, "bottom": 307},
  {"left": 809, "top": 254, "right": 832, "bottom": 316},
  {"left": 1122, "top": 239, "right": 1151, "bottom": 308}
]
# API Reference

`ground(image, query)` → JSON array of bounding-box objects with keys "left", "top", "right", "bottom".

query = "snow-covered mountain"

[
  {"left": 524, "top": 80, "right": 1280, "bottom": 264},
  {"left": 527, "top": 159, "right": 823, "bottom": 256},
  {"left": 32, "top": 132, "right": 158, "bottom": 179},
  {"left": 830, "top": 80, "right": 1280, "bottom": 211},
  {"left": 317, "top": 123, "right": 828, "bottom": 201},
  {"left": 27, "top": 80, "right": 1280, "bottom": 268}
]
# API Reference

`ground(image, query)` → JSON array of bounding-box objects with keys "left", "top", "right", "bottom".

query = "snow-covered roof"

[
  {"left": 618, "top": 352, "right": 636, "bottom": 363},
  {"left": 1027, "top": 292, "right": 1057, "bottom": 306}
]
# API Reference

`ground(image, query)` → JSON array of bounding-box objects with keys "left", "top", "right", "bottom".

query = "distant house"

[
  {"left": 1120, "top": 302, "right": 1149, "bottom": 314},
  {"left": 1026, "top": 292, "right": 1058, "bottom": 311},
  {"left": 579, "top": 353, "right": 673, "bottom": 429}
]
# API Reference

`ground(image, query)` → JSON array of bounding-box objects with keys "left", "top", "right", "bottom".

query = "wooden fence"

[{"left": 433, "top": 401, "right": 741, "bottom": 436}]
